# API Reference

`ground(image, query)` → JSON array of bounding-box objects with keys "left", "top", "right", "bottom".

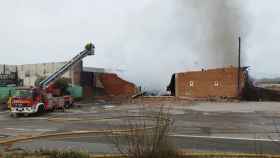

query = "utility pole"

[{"left": 237, "top": 37, "right": 241, "bottom": 93}]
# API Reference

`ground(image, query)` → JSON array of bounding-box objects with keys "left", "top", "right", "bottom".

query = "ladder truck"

[{"left": 10, "top": 43, "right": 95, "bottom": 117}]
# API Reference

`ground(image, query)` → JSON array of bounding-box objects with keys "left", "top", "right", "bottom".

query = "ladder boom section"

[{"left": 39, "top": 43, "right": 95, "bottom": 88}]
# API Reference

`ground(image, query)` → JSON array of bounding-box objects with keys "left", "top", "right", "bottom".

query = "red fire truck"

[{"left": 10, "top": 43, "right": 95, "bottom": 117}]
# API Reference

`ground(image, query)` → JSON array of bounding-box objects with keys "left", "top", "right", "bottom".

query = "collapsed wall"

[{"left": 99, "top": 73, "right": 137, "bottom": 97}]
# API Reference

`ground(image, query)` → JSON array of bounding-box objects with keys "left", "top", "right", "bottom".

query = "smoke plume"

[{"left": 107, "top": 0, "right": 247, "bottom": 91}]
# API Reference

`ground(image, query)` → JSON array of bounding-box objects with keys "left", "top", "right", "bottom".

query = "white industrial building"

[{"left": 0, "top": 61, "right": 105, "bottom": 87}]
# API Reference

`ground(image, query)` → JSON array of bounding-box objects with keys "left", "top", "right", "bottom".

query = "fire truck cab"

[{"left": 10, "top": 88, "right": 45, "bottom": 116}]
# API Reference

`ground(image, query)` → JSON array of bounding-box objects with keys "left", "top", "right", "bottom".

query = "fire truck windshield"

[{"left": 13, "top": 90, "right": 32, "bottom": 98}]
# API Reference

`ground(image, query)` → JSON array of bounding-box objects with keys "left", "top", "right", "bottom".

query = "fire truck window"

[{"left": 14, "top": 90, "right": 32, "bottom": 98}]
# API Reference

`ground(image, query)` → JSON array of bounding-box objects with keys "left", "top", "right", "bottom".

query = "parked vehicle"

[
  {"left": 10, "top": 43, "right": 95, "bottom": 117},
  {"left": 10, "top": 87, "right": 74, "bottom": 116}
]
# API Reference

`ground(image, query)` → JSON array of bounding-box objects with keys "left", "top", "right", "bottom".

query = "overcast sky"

[{"left": 0, "top": 0, "right": 279, "bottom": 90}]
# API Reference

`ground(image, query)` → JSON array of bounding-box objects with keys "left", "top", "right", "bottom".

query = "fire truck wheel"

[
  {"left": 49, "top": 107, "right": 55, "bottom": 112},
  {"left": 38, "top": 105, "right": 45, "bottom": 113},
  {"left": 64, "top": 102, "right": 70, "bottom": 109},
  {"left": 10, "top": 113, "right": 18, "bottom": 118}
]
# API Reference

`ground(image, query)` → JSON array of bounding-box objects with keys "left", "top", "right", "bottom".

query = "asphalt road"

[
  {"left": 10, "top": 135, "right": 280, "bottom": 154},
  {"left": 1, "top": 101, "right": 280, "bottom": 154}
]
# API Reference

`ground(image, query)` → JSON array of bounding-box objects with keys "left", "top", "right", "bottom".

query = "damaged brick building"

[
  {"left": 83, "top": 67, "right": 138, "bottom": 99},
  {"left": 167, "top": 66, "right": 248, "bottom": 99}
]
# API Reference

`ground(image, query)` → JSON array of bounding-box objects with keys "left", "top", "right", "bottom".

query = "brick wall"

[
  {"left": 100, "top": 73, "right": 137, "bottom": 97},
  {"left": 175, "top": 67, "right": 246, "bottom": 98}
]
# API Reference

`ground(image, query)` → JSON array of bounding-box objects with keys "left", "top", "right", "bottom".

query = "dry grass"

[
  {"left": 1, "top": 150, "right": 280, "bottom": 158},
  {"left": 108, "top": 106, "right": 180, "bottom": 158},
  {"left": 1, "top": 150, "right": 90, "bottom": 158}
]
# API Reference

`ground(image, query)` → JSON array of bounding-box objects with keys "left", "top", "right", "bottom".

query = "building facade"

[
  {"left": 168, "top": 67, "right": 247, "bottom": 98},
  {"left": 0, "top": 62, "right": 82, "bottom": 86}
]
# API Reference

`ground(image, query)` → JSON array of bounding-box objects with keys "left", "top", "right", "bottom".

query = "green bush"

[
  {"left": 34, "top": 76, "right": 46, "bottom": 87},
  {"left": 53, "top": 78, "right": 70, "bottom": 95}
]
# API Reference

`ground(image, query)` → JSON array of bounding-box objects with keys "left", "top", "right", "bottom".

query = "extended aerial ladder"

[{"left": 39, "top": 43, "right": 95, "bottom": 89}]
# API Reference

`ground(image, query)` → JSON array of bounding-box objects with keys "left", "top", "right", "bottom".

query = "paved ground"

[{"left": 1, "top": 101, "right": 280, "bottom": 154}]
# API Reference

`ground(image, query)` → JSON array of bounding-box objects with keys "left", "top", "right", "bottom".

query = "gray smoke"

[{"left": 109, "top": 0, "right": 247, "bottom": 91}]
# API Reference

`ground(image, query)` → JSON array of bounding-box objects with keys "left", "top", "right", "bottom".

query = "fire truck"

[{"left": 10, "top": 43, "right": 95, "bottom": 117}]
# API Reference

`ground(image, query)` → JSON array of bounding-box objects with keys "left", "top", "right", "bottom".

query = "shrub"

[
  {"left": 52, "top": 78, "right": 70, "bottom": 95},
  {"left": 109, "top": 107, "right": 179, "bottom": 158},
  {"left": 34, "top": 76, "right": 46, "bottom": 87}
]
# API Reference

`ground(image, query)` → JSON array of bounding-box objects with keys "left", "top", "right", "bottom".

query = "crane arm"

[{"left": 39, "top": 43, "right": 95, "bottom": 88}]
